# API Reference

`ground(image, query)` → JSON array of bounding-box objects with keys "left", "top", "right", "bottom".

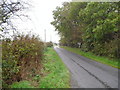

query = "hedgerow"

[{"left": 2, "top": 34, "right": 44, "bottom": 87}]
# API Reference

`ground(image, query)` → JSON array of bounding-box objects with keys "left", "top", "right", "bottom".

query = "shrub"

[
  {"left": 2, "top": 34, "right": 44, "bottom": 87},
  {"left": 46, "top": 42, "right": 53, "bottom": 47}
]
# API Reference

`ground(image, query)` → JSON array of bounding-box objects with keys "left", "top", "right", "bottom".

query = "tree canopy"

[{"left": 51, "top": 2, "right": 120, "bottom": 59}]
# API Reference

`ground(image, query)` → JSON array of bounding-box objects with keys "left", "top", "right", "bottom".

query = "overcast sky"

[{"left": 12, "top": 0, "right": 71, "bottom": 43}]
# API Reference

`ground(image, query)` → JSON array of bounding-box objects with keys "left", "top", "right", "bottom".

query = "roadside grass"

[
  {"left": 10, "top": 81, "right": 35, "bottom": 88},
  {"left": 39, "top": 47, "right": 70, "bottom": 88},
  {"left": 61, "top": 46, "right": 120, "bottom": 69},
  {"left": 10, "top": 47, "right": 70, "bottom": 88},
  {"left": 10, "top": 74, "right": 42, "bottom": 88}
]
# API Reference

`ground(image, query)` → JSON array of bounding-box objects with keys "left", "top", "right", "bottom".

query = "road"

[{"left": 54, "top": 47, "right": 118, "bottom": 88}]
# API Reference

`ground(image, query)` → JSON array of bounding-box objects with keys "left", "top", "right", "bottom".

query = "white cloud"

[{"left": 13, "top": 0, "right": 71, "bottom": 43}]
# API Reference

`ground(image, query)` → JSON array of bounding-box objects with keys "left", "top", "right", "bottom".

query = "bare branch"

[{"left": 0, "top": 0, "right": 30, "bottom": 38}]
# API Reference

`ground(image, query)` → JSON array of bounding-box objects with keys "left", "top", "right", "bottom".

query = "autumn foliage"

[{"left": 2, "top": 34, "right": 44, "bottom": 87}]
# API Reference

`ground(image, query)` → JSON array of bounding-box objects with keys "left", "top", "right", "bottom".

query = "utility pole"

[
  {"left": 44, "top": 29, "right": 46, "bottom": 42},
  {"left": 50, "top": 34, "right": 52, "bottom": 42}
]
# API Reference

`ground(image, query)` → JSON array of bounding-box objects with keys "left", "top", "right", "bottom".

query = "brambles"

[{"left": 2, "top": 34, "right": 44, "bottom": 87}]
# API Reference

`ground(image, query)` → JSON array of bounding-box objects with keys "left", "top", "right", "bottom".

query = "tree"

[
  {"left": 79, "top": 2, "right": 119, "bottom": 57},
  {"left": 0, "top": 0, "right": 29, "bottom": 38},
  {"left": 51, "top": 2, "right": 87, "bottom": 47},
  {"left": 51, "top": 2, "right": 119, "bottom": 59}
]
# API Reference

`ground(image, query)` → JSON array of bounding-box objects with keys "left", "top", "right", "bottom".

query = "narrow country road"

[{"left": 54, "top": 47, "right": 118, "bottom": 88}]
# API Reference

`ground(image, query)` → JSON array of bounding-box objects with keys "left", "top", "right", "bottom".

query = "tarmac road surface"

[{"left": 54, "top": 47, "right": 118, "bottom": 88}]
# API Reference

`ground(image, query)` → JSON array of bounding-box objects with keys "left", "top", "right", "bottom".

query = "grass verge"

[
  {"left": 10, "top": 47, "right": 70, "bottom": 88},
  {"left": 39, "top": 47, "right": 70, "bottom": 88},
  {"left": 61, "top": 46, "right": 120, "bottom": 69},
  {"left": 10, "top": 81, "right": 35, "bottom": 88}
]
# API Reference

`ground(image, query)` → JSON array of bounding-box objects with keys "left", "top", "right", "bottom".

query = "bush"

[
  {"left": 2, "top": 34, "right": 44, "bottom": 87},
  {"left": 46, "top": 42, "right": 53, "bottom": 47},
  {"left": 104, "top": 39, "right": 119, "bottom": 58}
]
